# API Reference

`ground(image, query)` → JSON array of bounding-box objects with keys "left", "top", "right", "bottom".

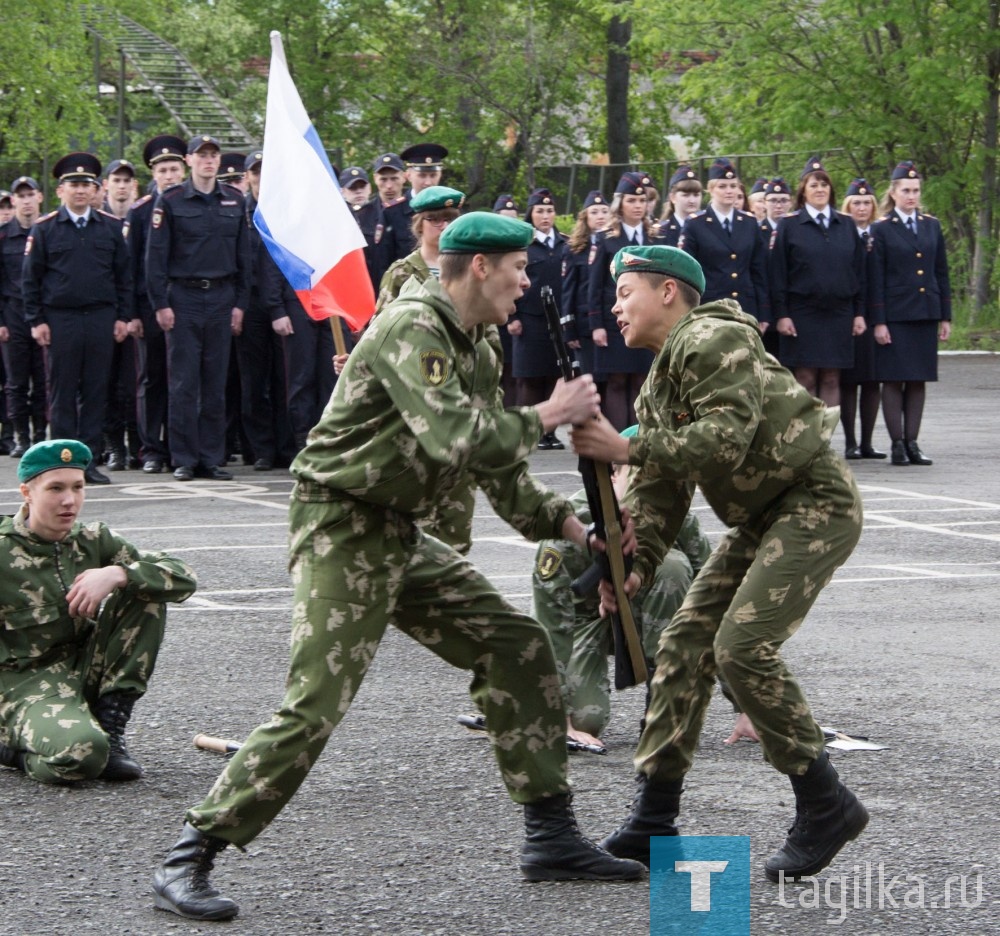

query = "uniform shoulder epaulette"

[
  {"left": 784, "top": 209, "right": 802, "bottom": 218},
  {"left": 219, "top": 182, "right": 245, "bottom": 198},
  {"left": 131, "top": 193, "right": 154, "bottom": 209},
  {"left": 690, "top": 209, "right": 707, "bottom": 219},
  {"left": 159, "top": 184, "right": 186, "bottom": 201},
  {"left": 736, "top": 209, "right": 755, "bottom": 219},
  {"left": 36, "top": 210, "right": 59, "bottom": 224},
  {"left": 878, "top": 214, "right": 893, "bottom": 222},
  {"left": 918, "top": 211, "right": 937, "bottom": 220},
  {"left": 96, "top": 209, "right": 124, "bottom": 224}
]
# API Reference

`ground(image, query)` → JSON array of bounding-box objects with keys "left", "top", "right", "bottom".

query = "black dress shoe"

[
  {"left": 537, "top": 435, "right": 552, "bottom": 450},
  {"left": 890, "top": 440, "right": 909, "bottom": 465},
  {"left": 860, "top": 446, "right": 887, "bottom": 459},
  {"left": 9, "top": 441, "right": 28, "bottom": 458},
  {"left": 85, "top": 466, "right": 112, "bottom": 485},
  {"left": 546, "top": 432, "right": 565, "bottom": 450},
  {"left": 106, "top": 451, "right": 126, "bottom": 471},
  {"left": 143, "top": 459, "right": 164, "bottom": 474},
  {"left": 173, "top": 466, "right": 194, "bottom": 481},
  {"left": 253, "top": 458, "right": 273, "bottom": 471},
  {"left": 904, "top": 440, "right": 932, "bottom": 465},
  {"left": 195, "top": 466, "right": 234, "bottom": 481},
  {"left": 844, "top": 446, "right": 862, "bottom": 460}
]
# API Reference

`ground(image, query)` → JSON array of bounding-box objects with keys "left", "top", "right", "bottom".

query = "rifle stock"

[{"left": 541, "top": 285, "right": 648, "bottom": 689}]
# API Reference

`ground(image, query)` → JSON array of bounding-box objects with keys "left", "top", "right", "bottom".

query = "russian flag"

[{"left": 254, "top": 31, "right": 375, "bottom": 331}]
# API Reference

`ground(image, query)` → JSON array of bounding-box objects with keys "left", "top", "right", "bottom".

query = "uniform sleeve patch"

[
  {"left": 536, "top": 546, "right": 563, "bottom": 580},
  {"left": 151, "top": 208, "right": 164, "bottom": 229},
  {"left": 419, "top": 349, "right": 449, "bottom": 386},
  {"left": 24, "top": 235, "right": 33, "bottom": 255}
]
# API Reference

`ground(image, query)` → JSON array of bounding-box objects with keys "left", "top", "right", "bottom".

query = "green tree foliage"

[
  {"left": 629, "top": 0, "right": 999, "bottom": 311},
  {"left": 0, "top": 0, "right": 101, "bottom": 173}
]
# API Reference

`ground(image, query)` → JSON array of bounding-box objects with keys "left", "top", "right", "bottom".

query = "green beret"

[
  {"left": 620, "top": 424, "right": 639, "bottom": 439},
  {"left": 439, "top": 212, "right": 534, "bottom": 254},
  {"left": 611, "top": 245, "right": 706, "bottom": 294},
  {"left": 18, "top": 439, "right": 92, "bottom": 482},
  {"left": 410, "top": 185, "right": 465, "bottom": 213}
]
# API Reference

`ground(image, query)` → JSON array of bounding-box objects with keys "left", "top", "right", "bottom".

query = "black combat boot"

[
  {"left": 0, "top": 741, "right": 26, "bottom": 772},
  {"left": 521, "top": 794, "right": 646, "bottom": 882},
  {"left": 600, "top": 773, "right": 682, "bottom": 866},
  {"left": 764, "top": 751, "right": 869, "bottom": 882},
  {"left": 9, "top": 419, "right": 30, "bottom": 458},
  {"left": 152, "top": 823, "right": 239, "bottom": 920},
  {"left": 93, "top": 692, "right": 144, "bottom": 781}
]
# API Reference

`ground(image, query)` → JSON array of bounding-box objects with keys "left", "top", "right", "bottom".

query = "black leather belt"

[{"left": 171, "top": 277, "right": 233, "bottom": 290}]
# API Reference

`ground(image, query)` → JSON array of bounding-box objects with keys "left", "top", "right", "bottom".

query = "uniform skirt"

[
  {"left": 840, "top": 327, "right": 878, "bottom": 384},
  {"left": 874, "top": 320, "right": 940, "bottom": 382},
  {"left": 511, "top": 313, "right": 560, "bottom": 379},
  {"left": 778, "top": 302, "right": 855, "bottom": 369}
]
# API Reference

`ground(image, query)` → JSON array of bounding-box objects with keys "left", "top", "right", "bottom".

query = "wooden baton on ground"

[{"left": 193, "top": 734, "right": 242, "bottom": 756}]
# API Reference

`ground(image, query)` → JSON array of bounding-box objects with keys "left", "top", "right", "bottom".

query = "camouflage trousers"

[
  {"left": 187, "top": 486, "right": 569, "bottom": 848},
  {"left": 636, "top": 449, "right": 863, "bottom": 779},
  {"left": 0, "top": 591, "right": 165, "bottom": 783},
  {"left": 554, "top": 548, "right": 694, "bottom": 738}
]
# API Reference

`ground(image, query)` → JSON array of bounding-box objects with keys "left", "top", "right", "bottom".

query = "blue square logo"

[{"left": 650, "top": 835, "right": 750, "bottom": 935}]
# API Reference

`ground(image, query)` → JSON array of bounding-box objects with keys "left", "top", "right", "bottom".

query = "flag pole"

[{"left": 330, "top": 317, "right": 347, "bottom": 355}]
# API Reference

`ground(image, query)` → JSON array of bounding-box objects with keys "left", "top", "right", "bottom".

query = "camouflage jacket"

[
  {"left": 292, "top": 276, "right": 574, "bottom": 542},
  {"left": 375, "top": 250, "right": 431, "bottom": 316},
  {"left": 0, "top": 506, "right": 197, "bottom": 671},
  {"left": 625, "top": 299, "right": 839, "bottom": 585},
  {"left": 532, "top": 489, "right": 710, "bottom": 627}
]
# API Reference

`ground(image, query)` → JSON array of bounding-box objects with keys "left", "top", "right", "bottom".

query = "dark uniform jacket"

[
  {"left": 769, "top": 209, "right": 865, "bottom": 319},
  {"left": 382, "top": 194, "right": 415, "bottom": 264},
  {"left": 509, "top": 233, "right": 570, "bottom": 378},
  {"left": 244, "top": 194, "right": 286, "bottom": 321},
  {"left": 867, "top": 210, "right": 951, "bottom": 325},
  {"left": 560, "top": 238, "right": 599, "bottom": 345},
  {"left": 587, "top": 227, "right": 661, "bottom": 376},
  {"left": 351, "top": 198, "right": 391, "bottom": 293},
  {"left": 678, "top": 208, "right": 770, "bottom": 323},
  {"left": 653, "top": 216, "right": 682, "bottom": 247},
  {"left": 145, "top": 178, "right": 251, "bottom": 312},
  {"left": 0, "top": 218, "right": 32, "bottom": 327},
  {"left": 124, "top": 192, "right": 158, "bottom": 329},
  {"left": 21, "top": 207, "right": 132, "bottom": 325}
]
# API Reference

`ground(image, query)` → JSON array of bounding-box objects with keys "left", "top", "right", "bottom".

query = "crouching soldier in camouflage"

[
  {"left": 0, "top": 440, "right": 196, "bottom": 783},
  {"left": 151, "top": 213, "right": 645, "bottom": 923},
  {"left": 571, "top": 246, "right": 868, "bottom": 882}
]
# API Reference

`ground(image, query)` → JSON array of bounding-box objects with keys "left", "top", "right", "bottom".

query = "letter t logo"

[{"left": 675, "top": 860, "right": 730, "bottom": 911}]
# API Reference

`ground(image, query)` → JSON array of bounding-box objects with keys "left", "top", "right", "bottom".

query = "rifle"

[{"left": 541, "top": 285, "right": 648, "bottom": 690}]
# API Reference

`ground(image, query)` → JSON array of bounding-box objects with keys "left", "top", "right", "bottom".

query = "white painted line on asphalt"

[
  {"left": 857, "top": 484, "right": 1000, "bottom": 510},
  {"left": 861, "top": 512, "right": 1000, "bottom": 543}
]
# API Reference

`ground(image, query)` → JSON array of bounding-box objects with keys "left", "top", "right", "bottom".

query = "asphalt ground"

[{"left": 1, "top": 353, "right": 998, "bottom": 936}]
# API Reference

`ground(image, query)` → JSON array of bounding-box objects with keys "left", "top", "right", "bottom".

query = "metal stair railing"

[{"left": 80, "top": 3, "right": 256, "bottom": 150}]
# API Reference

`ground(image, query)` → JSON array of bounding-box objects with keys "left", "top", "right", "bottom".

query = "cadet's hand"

[
  {"left": 567, "top": 719, "right": 604, "bottom": 751},
  {"left": 0, "top": 326, "right": 8, "bottom": 343},
  {"left": 31, "top": 323, "right": 51, "bottom": 347},
  {"left": 231, "top": 307, "right": 244, "bottom": 336},
  {"left": 507, "top": 319, "right": 523, "bottom": 337},
  {"left": 570, "top": 412, "right": 629, "bottom": 464},
  {"left": 538, "top": 375, "right": 600, "bottom": 430},
  {"left": 592, "top": 327, "right": 608, "bottom": 348},
  {"left": 567, "top": 338, "right": 581, "bottom": 349},
  {"left": 852, "top": 316, "right": 867, "bottom": 336},
  {"left": 874, "top": 324, "right": 891, "bottom": 345},
  {"left": 127, "top": 318, "right": 144, "bottom": 339},
  {"left": 156, "top": 307, "right": 175, "bottom": 332},
  {"left": 939, "top": 321, "right": 951, "bottom": 342},
  {"left": 113, "top": 320, "right": 129, "bottom": 343},
  {"left": 598, "top": 571, "right": 641, "bottom": 616},
  {"left": 66, "top": 566, "right": 128, "bottom": 619},
  {"left": 759, "top": 321, "right": 770, "bottom": 334},
  {"left": 724, "top": 713, "right": 760, "bottom": 745},
  {"left": 776, "top": 316, "right": 796, "bottom": 337},
  {"left": 272, "top": 315, "right": 294, "bottom": 337},
  {"left": 333, "top": 353, "right": 350, "bottom": 375}
]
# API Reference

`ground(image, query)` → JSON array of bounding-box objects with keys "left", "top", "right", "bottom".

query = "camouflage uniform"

[
  {"left": 0, "top": 507, "right": 196, "bottom": 782},
  {"left": 531, "top": 490, "right": 709, "bottom": 736},
  {"left": 372, "top": 249, "right": 508, "bottom": 554},
  {"left": 186, "top": 276, "right": 578, "bottom": 847},
  {"left": 624, "top": 300, "right": 863, "bottom": 780}
]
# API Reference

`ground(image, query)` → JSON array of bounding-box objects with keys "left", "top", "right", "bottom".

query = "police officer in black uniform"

[
  {"left": 237, "top": 150, "right": 293, "bottom": 471},
  {"left": 493, "top": 193, "right": 520, "bottom": 218},
  {"left": 373, "top": 153, "right": 413, "bottom": 263},
  {"left": 507, "top": 187, "right": 569, "bottom": 449},
  {"left": 678, "top": 157, "right": 770, "bottom": 327},
  {"left": 125, "top": 134, "right": 187, "bottom": 474},
  {"left": 340, "top": 166, "right": 390, "bottom": 293},
  {"left": 654, "top": 165, "right": 702, "bottom": 247},
  {"left": 0, "top": 176, "right": 47, "bottom": 455},
  {"left": 145, "top": 135, "right": 251, "bottom": 481},
  {"left": 561, "top": 189, "right": 607, "bottom": 377},
  {"left": 400, "top": 142, "right": 447, "bottom": 195},
  {"left": 21, "top": 153, "right": 132, "bottom": 485}
]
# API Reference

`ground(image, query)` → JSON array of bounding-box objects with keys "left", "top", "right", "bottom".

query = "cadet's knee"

[{"left": 26, "top": 727, "right": 109, "bottom": 783}]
